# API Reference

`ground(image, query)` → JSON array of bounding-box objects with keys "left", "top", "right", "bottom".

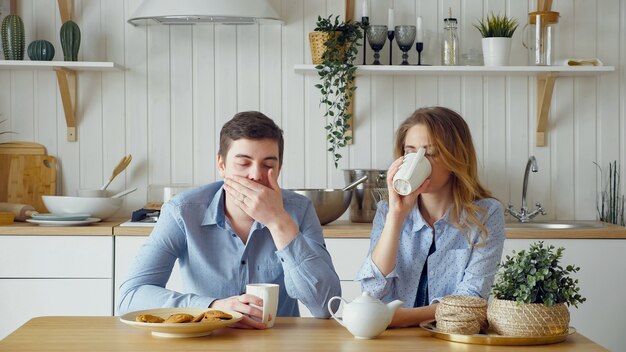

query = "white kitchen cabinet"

[
  {"left": 298, "top": 238, "right": 369, "bottom": 317},
  {"left": 503, "top": 239, "right": 626, "bottom": 352},
  {"left": 0, "top": 236, "right": 113, "bottom": 340},
  {"left": 114, "top": 236, "right": 183, "bottom": 316}
]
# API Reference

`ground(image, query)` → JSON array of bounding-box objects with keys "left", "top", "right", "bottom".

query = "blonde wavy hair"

[{"left": 394, "top": 106, "right": 495, "bottom": 244}]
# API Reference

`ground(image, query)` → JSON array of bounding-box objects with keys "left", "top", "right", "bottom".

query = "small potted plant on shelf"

[
  {"left": 310, "top": 15, "right": 362, "bottom": 167},
  {"left": 474, "top": 13, "right": 518, "bottom": 66},
  {"left": 488, "top": 241, "right": 586, "bottom": 337}
]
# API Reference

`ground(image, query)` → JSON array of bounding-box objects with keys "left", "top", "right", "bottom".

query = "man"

[{"left": 118, "top": 111, "right": 341, "bottom": 328}]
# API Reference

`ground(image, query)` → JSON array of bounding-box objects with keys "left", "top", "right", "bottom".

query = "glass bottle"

[{"left": 442, "top": 17, "right": 459, "bottom": 65}]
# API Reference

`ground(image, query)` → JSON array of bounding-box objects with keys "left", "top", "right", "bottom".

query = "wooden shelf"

[
  {"left": 0, "top": 60, "right": 124, "bottom": 141},
  {"left": 294, "top": 64, "right": 614, "bottom": 76},
  {"left": 296, "top": 64, "right": 614, "bottom": 146}
]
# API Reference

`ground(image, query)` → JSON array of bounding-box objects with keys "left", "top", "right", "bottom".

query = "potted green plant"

[
  {"left": 595, "top": 161, "right": 625, "bottom": 226},
  {"left": 474, "top": 13, "right": 518, "bottom": 66},
  {"left": 0, "top": 119, "right": 16, "bottom": 139},
  {"left": 310, "top": 15, "right": 362, "bottom": 167},
  {"left": 488, "top": 241, "right": 586, "bottom": 337}
]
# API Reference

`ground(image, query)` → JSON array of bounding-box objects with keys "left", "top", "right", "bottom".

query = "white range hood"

[{"left": 128, "top": 0, "right": 282, "bottom": 26}]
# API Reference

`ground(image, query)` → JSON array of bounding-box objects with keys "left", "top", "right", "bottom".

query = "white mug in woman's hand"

[{"left": 392, "top": 147, "right": 432, "bottom": 196}]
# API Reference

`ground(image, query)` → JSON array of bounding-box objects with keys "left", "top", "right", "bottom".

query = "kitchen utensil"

[
  {"left": 0, "top": 142, "right": 57, "bottom": 213},
  {"left": 101, "top": 154, "right": 132, "bottom": 190},
  {"left": 42, "top": 195, "right": 123, "bottom": 220},
  {"left": 77, "top": 189, "right": 108, "bottom": 197},
  {"left": 523, "top": 11, "right": 560, "bottom": 66},
  {"left": 291, "top": 189, "right": 352, "bottom": 225},
  {"left": 0, "top": 202, "right": 39, "bottom": 221},
  {"left": 342, "top": 175, "right": 368, "bottom": 191},
  {"left": 344, "top": 169, "right": 387, "bottom": 223},
  {"left": 111, "top": 187, "right": 138, "bottom": 199},
  {"left": 328, "top": 292, "right": 403, "bottom": 339}
]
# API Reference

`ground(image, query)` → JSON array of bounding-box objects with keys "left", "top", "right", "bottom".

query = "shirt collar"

[
  {"left": 410, "top": 201, "right": 453, "bottom": 232},
  {"left": 202, "top": 182, "right": 226, "bottom": 227}
]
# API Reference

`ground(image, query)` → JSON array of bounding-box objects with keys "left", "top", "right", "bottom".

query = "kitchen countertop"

[
  {"left": 2, "top": 218, "right": 626, "bottom": 239},
  {"left": 0, "top": 316, "right": 607, "bottom": 352}
]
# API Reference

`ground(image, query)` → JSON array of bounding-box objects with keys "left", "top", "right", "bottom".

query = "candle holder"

[
  {"left": 395, "top": 25, "right": 416, "bottom": 65},
  {"left": 361, "top": 16, "right": 369, "bottom": 65},
  {"left": 387, "top": 30, "right": 395, "bottom": 65},
  {"left": 367, "top": 25, "right": 387, "bottom": 65},
  {"left": 415, "top": 42, "right": 423, "bottom": 65}
]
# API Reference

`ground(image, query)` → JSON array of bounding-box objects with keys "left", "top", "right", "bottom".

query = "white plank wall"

[{"left": 0, "top": 0, "right": 624, "bottom": 222}]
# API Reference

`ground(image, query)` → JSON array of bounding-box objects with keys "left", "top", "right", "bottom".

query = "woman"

[{"left": 356, "top": 106, "right": 505, "bottom": 327}]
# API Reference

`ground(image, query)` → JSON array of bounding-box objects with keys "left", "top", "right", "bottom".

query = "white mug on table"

[
  {"left": 246, "top": 283, "right": 279, "bottom": 328},
  {"left": 392, "top": 147, "right": 432, "bottom": 196}
]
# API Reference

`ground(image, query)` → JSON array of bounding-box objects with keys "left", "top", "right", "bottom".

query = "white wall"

[{"left": 0, "top": 0, "right": 624, "bottom": 221}]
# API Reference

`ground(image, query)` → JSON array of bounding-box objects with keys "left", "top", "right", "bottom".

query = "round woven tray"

[
  {"left": 487, "top": 298, "right": 570, "bottom": 337},
  {"left": 436, "top": 295, "right": 488, "bottom": 330}
]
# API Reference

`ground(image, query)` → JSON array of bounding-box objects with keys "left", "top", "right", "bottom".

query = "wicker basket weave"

[
  {"left": 436, "top": 295, "right": 488, "bottom": 331},
  {"left": 309, "top": 32, "right": 331, "bottom": 65},
  {"left": 487, "top": 298, "right": 570, "bottom": 337},
  {"left": 437, "top": 314, "right": 481, "bottom": 335}
]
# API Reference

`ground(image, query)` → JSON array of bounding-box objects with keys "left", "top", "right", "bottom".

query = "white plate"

[
  {"left": 120, "top": 307, "right": 243, "bottom": 338},
  {"left": 30, "top": 213, "right": 91, "bottom": 221},
  {"left": 26, "top": 217, "right": 101, "bottom": 226}
]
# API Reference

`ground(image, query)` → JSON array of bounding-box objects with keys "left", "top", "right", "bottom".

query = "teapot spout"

[{"left": 386, "top": 300, "right": 403, "bottom": 314}]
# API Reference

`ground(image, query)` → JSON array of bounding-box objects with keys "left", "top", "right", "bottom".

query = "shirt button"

[
  {"left": 280, "top": 258, "right": 285, "bottom": 262},
  {"left": 232, "top": 234, "right": 236, "bottom": 237},
  {"left": 241, "top": 260, "right": 246, "bottom": 265}
]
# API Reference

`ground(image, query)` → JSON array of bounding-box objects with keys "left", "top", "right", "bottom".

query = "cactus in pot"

[
  {"left": 1, "top": 14, "right": 25, "bottom": 60},
  {"left": 27, "top": 40, "right": 55, "bottom": 61},
  {"left": 60, "top": 20, "right": 81, "bottom": 61}
]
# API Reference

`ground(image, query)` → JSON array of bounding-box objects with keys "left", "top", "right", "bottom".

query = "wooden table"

[{"left": 0, "top": 317, "right": 607, "bottom": 351}]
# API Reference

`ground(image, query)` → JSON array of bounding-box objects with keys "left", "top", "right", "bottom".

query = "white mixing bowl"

[{"left": 42, "top": 195, "right": 123, "bottom": 220}]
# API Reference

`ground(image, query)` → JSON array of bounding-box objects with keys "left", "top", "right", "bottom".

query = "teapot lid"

[{"left": 352, "top": 291, "right": 384, "bottom": 304}]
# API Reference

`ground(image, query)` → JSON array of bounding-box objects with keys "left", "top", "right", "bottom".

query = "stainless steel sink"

[{"left": 505, "top": 221, "right": 607, "bottom": 230}]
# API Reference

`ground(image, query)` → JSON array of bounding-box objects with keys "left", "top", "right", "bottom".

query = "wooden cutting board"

[{"left": 0, "top": 142, "right": 57, "bottom": 212}]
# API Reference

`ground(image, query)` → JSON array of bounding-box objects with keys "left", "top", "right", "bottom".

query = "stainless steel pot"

[
  {"left": 291, "top": 189, "right": 352, "bottom": 225},
  {"left": 344, "top": 169, "right": 387, "bottom": 223}
]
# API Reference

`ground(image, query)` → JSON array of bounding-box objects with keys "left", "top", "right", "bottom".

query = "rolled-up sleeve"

[
  {"left": 277, "top": 199, "right": 341, "bottom": 318},
  {"left": 117, "top": 203, "right": 214, "bottom": 315},
  {"left": 447, "top": 201, "right": 505, "bottom": 301},
  {"left": 355, "top": 202, "right": 399, "bottom": 301}
]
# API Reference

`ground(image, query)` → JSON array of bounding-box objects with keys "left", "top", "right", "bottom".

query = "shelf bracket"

[
  {"left": 54, "top": 67, "right": 77, "bottom": 141},
  {"left": 536, "top": 73, "right": 556, "bottom": 147}
]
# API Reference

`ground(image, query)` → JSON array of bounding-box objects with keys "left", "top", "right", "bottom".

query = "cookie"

[
  {"left": 204, "top": 310, "right": 233, "bottom": 320},
  {"left": 192, "top": 312, "right": 206, "bottom": 322},
  {"left": 135, "top": 314, "right": 165, "bottom": 323},
  {"left": 164, "top": 313, "right": 195, "bottom": 323}
]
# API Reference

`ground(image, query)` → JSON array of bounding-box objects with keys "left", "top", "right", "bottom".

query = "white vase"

[{"left": 481, "top": 37, "right": 512, "bottom": 66}]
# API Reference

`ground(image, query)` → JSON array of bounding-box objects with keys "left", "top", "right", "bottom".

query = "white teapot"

[{"left": 327, "top": 291, "right": 403, "bottom": 339}]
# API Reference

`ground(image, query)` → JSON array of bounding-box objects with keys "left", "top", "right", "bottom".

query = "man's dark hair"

[{"left": 218, "top": 111, "right": 284, "bottom": 165}]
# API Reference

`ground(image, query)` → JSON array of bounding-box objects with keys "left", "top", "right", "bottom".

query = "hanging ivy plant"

[{"left": 313, "top": 15, "right": 363, "bottom": 167}]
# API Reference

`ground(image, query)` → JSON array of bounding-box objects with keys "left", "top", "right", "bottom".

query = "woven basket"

[
  {"left": 309, "top": 31, "right": 331, "bottom": 65},
  {"left": 437, "top": 314, "right": 481, "bottom": 335},
  {"left": 487, "top": 298, "right": 570, "bottom": 337},
  {"left": 436, "top": 295, "right": 488, "bottom": 331}
]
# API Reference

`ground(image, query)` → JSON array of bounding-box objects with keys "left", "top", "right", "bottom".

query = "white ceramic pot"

[{"left": 481, "top": 37, "right": 512, "bottom": 66}]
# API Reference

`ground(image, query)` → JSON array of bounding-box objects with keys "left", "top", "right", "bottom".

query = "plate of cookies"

[{"left": 120, "top": 307, "right": 242, "bottom": 338}]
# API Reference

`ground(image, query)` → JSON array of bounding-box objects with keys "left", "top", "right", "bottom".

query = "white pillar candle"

[
  {"left": 362, "top": 0, "right": 368, "bottom": 17},
  {"left": 388, "top": 8, "right": 394, "bottom": 29},
  {"left": 416, "top": 16, "right": 423, "bottom": 42}
]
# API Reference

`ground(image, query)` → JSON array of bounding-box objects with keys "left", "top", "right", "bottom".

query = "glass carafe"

[{"left": 524, "top": 11, "right": 560, "bottom": 66}]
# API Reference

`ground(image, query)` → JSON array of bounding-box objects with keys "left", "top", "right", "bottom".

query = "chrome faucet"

[{"left": 506, "top": 156, "right": 546, "bottom": 222}]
